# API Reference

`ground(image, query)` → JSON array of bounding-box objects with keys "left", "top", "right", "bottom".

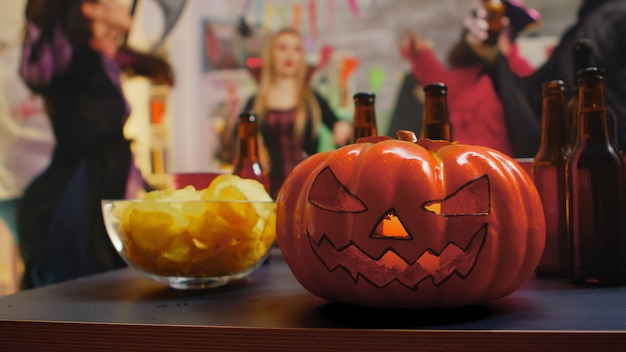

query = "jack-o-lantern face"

[
  {"left": 307, "top": 167, "right": 490, "bottom": 290},
  {"left": 276, "top": 137, "right": 545, "bottom": 308}
]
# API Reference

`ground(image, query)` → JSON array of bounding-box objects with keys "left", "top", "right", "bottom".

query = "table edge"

[{"left": 2, "top": 320, "right": 625, "bottom": 352}]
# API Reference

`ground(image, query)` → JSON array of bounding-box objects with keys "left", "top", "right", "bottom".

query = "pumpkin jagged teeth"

[{"left": 306, "top": 224, "right": 487, "bottom": 289}]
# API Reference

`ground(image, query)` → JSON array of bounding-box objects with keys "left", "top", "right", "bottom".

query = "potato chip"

[
  {"left": 215, "top": 188, "right": 258, "bottom": 231},
  {"left": 170, "top": 185, "right": 200, "bottom": 200},
  {"left": 159, "top": 235, "right": 192, "bottom": 264},
  {"left": 235, "top": 178, "right": 273, "bottom": 202},
  {"left": 179, "top": 201, "right": 208, "bottom": 219},
  {"left": 161, "top": 186, "right": 205, "bottom": 217},
  {"left": 141, "top": 189, "right": 177, "bottom": 201},
  {"left": 125, "top": 202, "right": 188, "bottom": 252},
  {"left": 200, "top": 174, "right": 242, "bottom": 200},
  {"left": 261, "top": 212, "right": 277, "bottom": 251},
  {"left": 188, "top": 210, "right": 234, "bottom": 256},
  {"left": 111, "top": 200, "right": 131, "bottom": 219}
]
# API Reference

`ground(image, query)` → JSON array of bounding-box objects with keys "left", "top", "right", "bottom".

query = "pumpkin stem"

[
  {"left": 395, "top": 130, "right": 454, "bottom": 150},
  {"left": 396, "top": 130, "right": 418, "bottom": 142},
  {"left": 356, "top": 136, "right": 393, "bottom": 144},
  {"left": 415, "top": 138, "right": 454, "bottom": 150}
]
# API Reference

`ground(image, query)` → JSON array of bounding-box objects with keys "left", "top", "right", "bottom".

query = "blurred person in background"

[
  {"left": 464, "top": 0, "right": 626, "bottom": 156},
  {"left": 18, "top": 0, "right": 174, "bottom": 289},
  {"left": 398, "top": 0, "right": 539, "bottom": 157},
  {"left": 0, "top": 0, "right": 54, "bottom": 247},
  {"left": 239, "top": 28, "right": 352, "bottom": 198},
  {"left": 386, "top": 72, "right": 425, "bottom": 138}
]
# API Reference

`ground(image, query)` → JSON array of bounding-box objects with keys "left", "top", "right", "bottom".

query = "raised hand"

[
  {"left": 81, "top": 0, "right": 131, "bottom": 58},
  {"left": 399, "top": 31, "right": 432, "bottom": 60},
  {"left": 463, "top": 4, "right": 509, "bottom": 65},
  {"left": 332, "top": 120, "right": 353, "bottom": 147}
]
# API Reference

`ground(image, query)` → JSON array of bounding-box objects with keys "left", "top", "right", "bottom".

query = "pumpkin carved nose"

[{"left": 371, "top": 210, "right": 412, "bottom": 240}]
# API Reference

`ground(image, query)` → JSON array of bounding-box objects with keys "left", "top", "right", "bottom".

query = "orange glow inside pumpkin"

[{"left": 373, "top": 211, "right": 410, "bottom": 239}]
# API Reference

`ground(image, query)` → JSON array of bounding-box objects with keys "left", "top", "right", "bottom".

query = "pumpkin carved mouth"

[{"left": 307, "top": 224, "right": 487, "bottom": 290}]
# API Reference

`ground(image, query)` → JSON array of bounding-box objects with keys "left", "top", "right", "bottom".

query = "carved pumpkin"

[{"left": 276, "top": 134, "right": 545, "bottom": 308}]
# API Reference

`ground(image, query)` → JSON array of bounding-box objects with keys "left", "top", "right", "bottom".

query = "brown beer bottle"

[
  {"left": 232, "top": 111, "right": 270, "bottom": 193},
  {"left": 532, "top": 80, "right": 569, "bottom": 278},
  {"left": 482, "top": 0, "right": 505, "bottom": 45},
  {"left": 420, "top": 83, "right": 452, "bottom": 141},
  {"left": 568, "top": 40, "right": 619, "bottom": 150},
  {"left": 567, "top": 67, "right": 626, "bottom": 285},
  {"left": 567, "top": 39, "right": 594, "bottom": 152},
  {"left": 352, "top": 92, "right": 378, "bottom": 142}
]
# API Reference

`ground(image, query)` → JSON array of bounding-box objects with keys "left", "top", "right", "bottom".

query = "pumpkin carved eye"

[
  {"left": 422, "top": 175, "right": 490, "bottom": 217},
  {"left": 310, "top": 167, "right": 491, "bottom": 218},
  {"left": 309, "top": 167, "right": 367, "bottom": 213}
]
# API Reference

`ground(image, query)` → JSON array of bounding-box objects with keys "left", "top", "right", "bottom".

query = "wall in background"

[{"left": 161, "top": 0, "right": 577, "bottom": 173}]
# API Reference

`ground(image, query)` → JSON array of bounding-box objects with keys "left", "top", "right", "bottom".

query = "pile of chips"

[{"left": 111, "top": 174, "right": 276, "bottom": 277}]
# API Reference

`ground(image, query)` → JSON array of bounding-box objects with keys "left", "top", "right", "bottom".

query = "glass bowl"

[{"left": 102, "top": 198, "right": 276, "bottom": 289}]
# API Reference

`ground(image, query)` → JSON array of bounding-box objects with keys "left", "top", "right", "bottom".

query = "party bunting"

[
  {"left": 262, "top": 3, "right": 275, "bottom": 34},
  {"left": 327, "top": 0, "right": 335, "bottom": 32},
  {"left": 279, "top": 5, "right": 288, "bottom": 27},
  {"left": 340, "top": 57, "right": 359, "bottom": 85},
  {"left": 292, "top": 3, "right": 302, "bottom": 30},
  {"left": 348, "top": 0, "right": 359, "bottom": 21},
  {"left": 254, "top": 0, "right": 263, "bottom": 28},
  {"left": 369, "top": 66, "right": 386, "bottom": 93},
  {"left": 309, "top": 0, "right": 318, "bottom": 37},
  {"left": 318, "top": 45, "right": 334, "bottom": 69}
]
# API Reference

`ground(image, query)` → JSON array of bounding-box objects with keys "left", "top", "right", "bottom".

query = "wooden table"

[{"left": 1, "top": 249, "right": 625, "bottom": 352}]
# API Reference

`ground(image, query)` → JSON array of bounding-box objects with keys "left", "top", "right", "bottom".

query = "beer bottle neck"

[
  {"left": 571, "top": 40, "right": 594, "bottom": 92},
  {"left": 235, "top": 121, "right": 260, "bottom": 164},
  {"left": 577, "top": 74, "right": 610, "bottom": 140},
  {"left": 421, "top": 85, "right": 452, "bottom": 141},
  {"left": 353, "top": 103, "right": 376, "bottom": 125},
  {"left": 423, "top": 96, "right": 449, "bottom": 124},
  {"left": 353, "top": 93, "right": 378, "bottom": 141},
  {"left": 567, "top": 39, "right": 593, "bottom": 151},
  {"left": 536, "top": 82, "right": 569, "bottom": 161}
]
